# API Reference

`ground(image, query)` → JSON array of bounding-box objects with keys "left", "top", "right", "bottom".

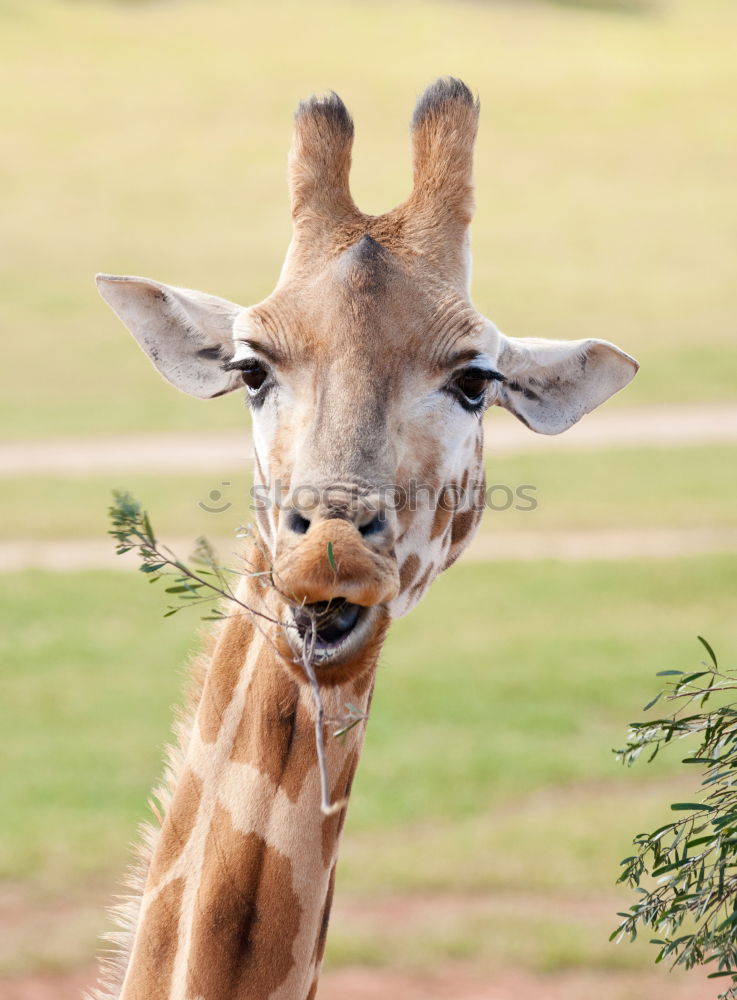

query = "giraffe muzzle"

[
  {"left": 271, "top": 501, "right": 399, "bottom": 680},
  {"left": 272, "top": 516, "right": 400, "bottom": 608}
]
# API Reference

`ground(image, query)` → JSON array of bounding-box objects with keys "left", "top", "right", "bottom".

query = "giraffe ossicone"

[{"left": 94, "top": 78, "right": 637, "bottom": 1000}]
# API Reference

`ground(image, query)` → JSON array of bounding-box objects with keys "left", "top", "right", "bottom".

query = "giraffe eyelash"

[
  {"left": 446, "top": 366, "right": 505, "bottom": 412},
  {"left": 222, "top": 357, "right": 273, "bottom": 406}
]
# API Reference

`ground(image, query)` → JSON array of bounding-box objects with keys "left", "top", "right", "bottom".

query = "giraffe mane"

[{"left": 85, "top": 628, "right": 217, "bottom": 1000}]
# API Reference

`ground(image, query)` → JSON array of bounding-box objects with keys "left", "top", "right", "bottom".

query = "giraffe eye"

[
  {"left": 452, "top": 367, "right": 494, "bottom": 408},
  {"left": 240, "top": 360, "right": 269, "bottom": 393},
  {"left": 456, "top": 370, "right": 489, "bottom": 401}
]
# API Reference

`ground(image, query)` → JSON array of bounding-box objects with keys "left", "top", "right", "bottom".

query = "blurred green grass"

[
  {"left": 0, "top": 470, "right": 252, "bottom": 542},
  {"left": 1, "top": 0, "right": 736, "bottom": 439},
  {"left": 3, "top": 444, "right": 734, "bottom": 542},
  {"left": 2, "top": 556, "right": 734, "bottom": 890}
]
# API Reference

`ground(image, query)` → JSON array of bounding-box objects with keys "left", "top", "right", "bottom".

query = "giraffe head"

[{"left": 97, "top": 79, "right": 637, "bottom": 685}]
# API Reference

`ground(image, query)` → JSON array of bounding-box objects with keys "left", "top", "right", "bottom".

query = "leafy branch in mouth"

[
  {"left": 108, "top": 490, "right": 367, "bottom": 815},
  {"left": 613, "top": 637, "right": 737, "bottom": 998}
]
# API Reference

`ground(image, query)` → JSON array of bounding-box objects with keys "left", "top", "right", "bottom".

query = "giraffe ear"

[
  {"left": 96, "top": 274, "right": 245, "bottom": 399},
  {"left": 491, "top": 332, "right": 638, "bottom": 434}
]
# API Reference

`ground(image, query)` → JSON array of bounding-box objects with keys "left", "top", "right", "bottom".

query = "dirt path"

[
  {"left": 318, "top": 966, "right": 717, "bottom": 1000},
  {"left": 1, "top": 524, "right": 735, "bottom": 572},
  {"left": 0, "top": 404, "right": 735, "bottom": 477},
  {"left": 0, "top": 962, "right": 717, "bottom": 1000}
]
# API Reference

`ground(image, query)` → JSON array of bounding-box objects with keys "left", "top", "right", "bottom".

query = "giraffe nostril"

[
  {"left": 359, "top": 511, "right": 386, "bottom": 538},
  {"left": 286, "top": 509, "right": 311, "bottom": 535}
]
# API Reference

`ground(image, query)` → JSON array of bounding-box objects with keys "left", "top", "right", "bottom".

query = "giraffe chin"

[{"left": 276, "top": 600, "right": 388, "bottom": 686}]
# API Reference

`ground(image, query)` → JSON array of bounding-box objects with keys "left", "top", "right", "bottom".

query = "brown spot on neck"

[
  {"left": 410, "top": 563, "right": 434, "bottom": 602},
  {"left": 430, "top": 500, "right": 452, "bottom": 541},
  {"left": 443, "top": 507, "right": 482, "bottom": 570},
  {"left": 450, "top": 508, "right": 477, "bottom": 547},
  {"left": 399, "top": 553, "right": 421, "bottom": 591},
  {"left": 121, "top": 876, "right": 184, "bottom": 1000},
  {"left": 147, "top": 768, "right": 202, "bottom": 889},
  {"left": 230, "top": 652, "right": 317, "bottom": 804},
  {"left": 186, "top": 805, "right": 301, "bottom": 1000}
]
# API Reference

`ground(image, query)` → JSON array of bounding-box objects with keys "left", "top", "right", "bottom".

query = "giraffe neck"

[{"left": 115, "top": 557, "right": 379, "bottom": 1000}]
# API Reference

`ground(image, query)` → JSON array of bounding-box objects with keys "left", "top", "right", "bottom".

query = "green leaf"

[
  {"left": 651, "top": 822, "right": 676, "bottom": 840},
  {"left": 642, "top": 691, "right": 663, "bottom": 712},
  {"left": 686, "top": 835, "right": 717, "bottom": 849},
  {"left": 698, "top": 635, "right": 719, "bottom": 669},
  {"left": 671, "top": 803, "right": 715, "bottom": 812},
  {"left": 652, "top": 860, "right": 688, "bottom": 876},
  {"left": 327, "top": 541, "right": 336, "bottom": 571},
  {"left": 677, "top": 671, "right": 710, "bottom": 686},
  {"left": 142, "top": 511, "right": 154, "bottom": 541},
  {"left": 333, "top": 718, "right": 363, "bottom": 739}
]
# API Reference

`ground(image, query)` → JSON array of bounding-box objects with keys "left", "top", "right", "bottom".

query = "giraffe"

[{"left": 94, "top": 78, "right": 638, "bottom": 1000}]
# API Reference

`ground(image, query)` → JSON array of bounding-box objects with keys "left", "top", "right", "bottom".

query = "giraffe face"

[
  {"left": 97, "top": 79, "right": 638, "bottom": 683},
  {"left": 235, "top": 234, "right": 492, "bottom": 671}
]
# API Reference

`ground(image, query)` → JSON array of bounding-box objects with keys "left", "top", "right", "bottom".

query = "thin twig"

[{"left": 300, "top": 612, "right": 348, "bottom": 817}]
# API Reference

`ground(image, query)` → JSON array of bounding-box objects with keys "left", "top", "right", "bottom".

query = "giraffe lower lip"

[{"left": 292, "top": 600, "right": 364, "bottom": 650}]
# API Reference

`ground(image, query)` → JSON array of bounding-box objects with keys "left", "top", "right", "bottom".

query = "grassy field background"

[{"left": 2, "top": 0, "right": 736, "bottom": 995}]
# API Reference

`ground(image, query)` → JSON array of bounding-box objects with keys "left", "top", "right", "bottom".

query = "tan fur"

[
  {"left": 198, "top": 610, "right": 255, "bottom": 743},
  {"left": 289, "top": 95, "right": 359, "bottom": 238},
  {"left": 320, "top": 750, "right": 360, "bottom": 868},
  {"left": 285, "top": 81, "right": 477, "bottom": 291}
]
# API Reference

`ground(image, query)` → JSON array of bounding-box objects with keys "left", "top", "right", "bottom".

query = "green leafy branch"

[
  {"left": 108, "top": 490, "right": 368, "bottom": 814},
  {"left": 613, "top": 637, "right": 737, "bottom": 998},
  {"left": 109, "top": 489, "right": 281, "bottom": 624}
]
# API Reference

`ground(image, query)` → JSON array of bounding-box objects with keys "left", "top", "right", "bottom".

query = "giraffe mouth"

[{"left": 287, "top": 599, "right": 376, "bottom": 665}]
